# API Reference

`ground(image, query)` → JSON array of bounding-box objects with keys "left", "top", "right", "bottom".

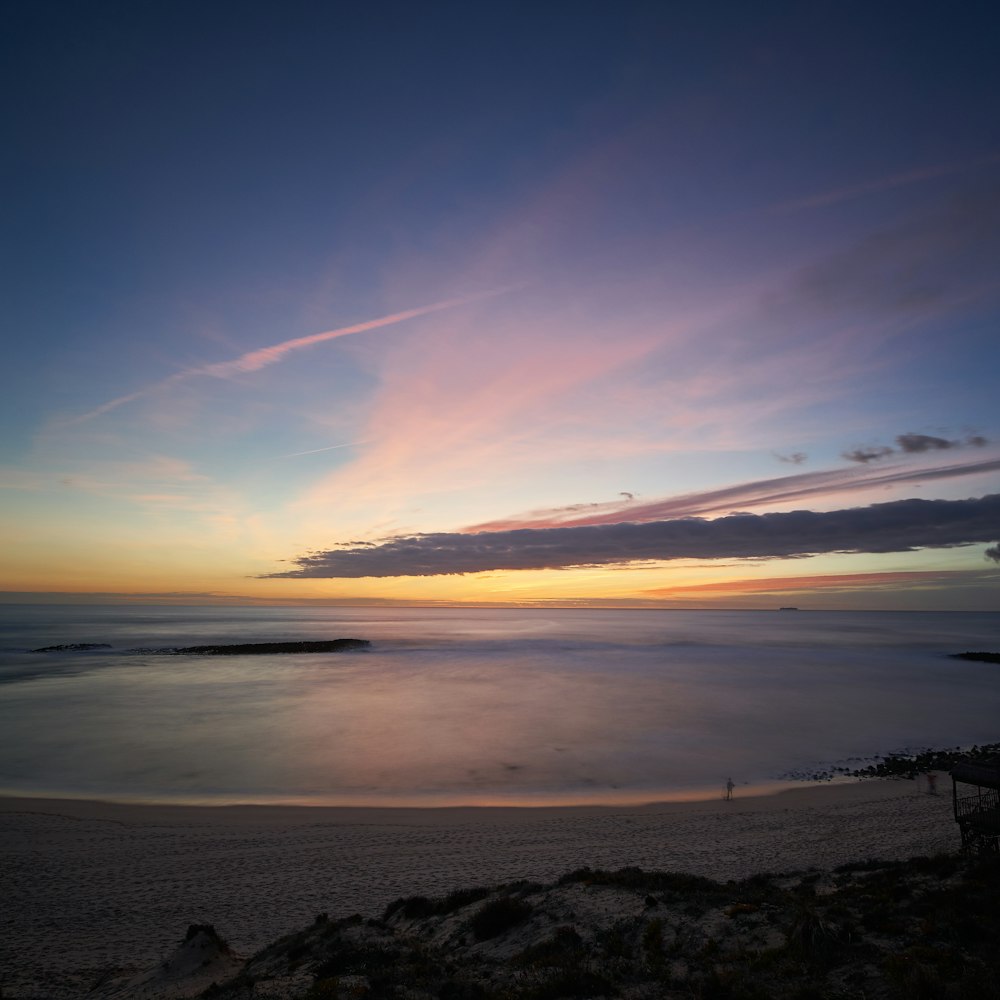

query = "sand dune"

[{"left": 0, "top": 777, "right": 957, "bottom": 999}]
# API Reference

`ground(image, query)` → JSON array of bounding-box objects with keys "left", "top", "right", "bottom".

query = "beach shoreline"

[
  {"left": 0, "top": 770, "right": 940, "bottom": 816},
  {"left": 0, "top": 777, "right": 959, "bottom": 999},
  {"left": 0, "top": 774, "right": 855, "bottom": 816}
]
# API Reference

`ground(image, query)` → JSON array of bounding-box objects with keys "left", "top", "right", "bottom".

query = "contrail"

[
  {"left": 282, "top": 441, "right": 369, "bottom": 458},
  {"left": 69, "top": 287, "right": 515, "bottom": 424}
]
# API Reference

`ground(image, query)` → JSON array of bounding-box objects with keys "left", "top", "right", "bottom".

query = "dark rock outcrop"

[
  {"left": 30, "top": 642, "right": 113, "bottom": 652},
  {"left": 30, "top": 639, "right": 370, "bottom": 656},
  {"left": 951, "top": 650, "right": 1000, "bottom": 664},
  {"left": 167, "top": 639, "right": 370, "bottom": 655}
]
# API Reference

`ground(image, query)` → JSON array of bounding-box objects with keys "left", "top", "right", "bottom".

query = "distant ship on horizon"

[{"left": 778, "top": 606, "right": 799, "bottom": 611}]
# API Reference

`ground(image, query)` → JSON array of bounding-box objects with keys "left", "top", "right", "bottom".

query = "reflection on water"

[{"left": 1, "top": 606, "right": 998, "bottom": 804}]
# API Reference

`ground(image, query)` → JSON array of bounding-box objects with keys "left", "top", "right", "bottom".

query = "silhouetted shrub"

[
  {"left": 558, "top": 866, "right": 718, "bottom": 894},
  {"left": 383, "top": 895, "right": 435, "bottom": 920},
  {"left": 183, "top": 924, "right": 229, "bottom": 950},
  {"left": 470, "top": 896, "right": 534, "bottom": 941},
  {"left": 442, "top": 887, "right": 492, "bottom": 914},
  {"left": 384, "top": 886, "right": 496, "bottom": 922},
  {"left": 313, "top": 941, "right": 401, "bottom": 979},
  {"left": 513, "top": 925, "right": 584, "bottom": 968},
  {"left": 522, "top": 968, "right": 613, "bottom": 1000}
]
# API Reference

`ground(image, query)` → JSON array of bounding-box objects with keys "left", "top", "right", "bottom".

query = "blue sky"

[{"left": 2, "top": 1, "right": 999, "bottom": 607}]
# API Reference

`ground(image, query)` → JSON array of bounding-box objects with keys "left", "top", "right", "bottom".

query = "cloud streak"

[
  {"left": 266, "top": 493, "right": 1000, "bottom": 578},
  {"left": 464, "top": 457, "right": 1000, "bottom": 532},
  {"left": 281, "top": 441, "right": 369, "bottom": 458},
  {"left": 771, "top": 151, "right": 1000, "bottom": 213},
  {"left": 70, "top": 289, "right": 513, "bottom": 424},
  {"left": 644, "top": 570, "right": 974, "bottom": 596}
]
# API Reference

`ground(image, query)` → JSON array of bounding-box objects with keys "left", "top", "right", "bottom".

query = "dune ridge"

[{"left": 0, "top": 777, "right": 964, "bottom": 998}]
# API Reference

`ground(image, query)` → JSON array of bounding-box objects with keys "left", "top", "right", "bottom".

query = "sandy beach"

[{"left": 0, "top": 776, "right": 960, "bottom": 999}]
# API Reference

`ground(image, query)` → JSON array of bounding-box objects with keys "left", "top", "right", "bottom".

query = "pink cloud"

[
  {"left": 465, "top": 457, "right": 1000, "bottom": 532},
  {"left": 291, "top": 303, "right": 705, "bottom": 524}
]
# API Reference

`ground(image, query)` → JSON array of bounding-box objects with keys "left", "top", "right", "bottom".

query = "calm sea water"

[{"left": 1, "top": 605, "right": 998, "bottom": 806}]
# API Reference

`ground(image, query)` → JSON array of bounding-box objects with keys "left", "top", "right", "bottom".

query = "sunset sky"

[{"left": 3, "top": 1, "right": 999, "bottom": 609}]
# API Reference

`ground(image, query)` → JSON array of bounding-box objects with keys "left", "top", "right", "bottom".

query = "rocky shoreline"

[{"left": 781, "top": 741, "right": 1000, "bottom": 784}]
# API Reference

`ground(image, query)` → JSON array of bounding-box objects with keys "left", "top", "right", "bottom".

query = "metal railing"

[{"left": 954, "top": 787, "right": 1000, "bottom": 820}]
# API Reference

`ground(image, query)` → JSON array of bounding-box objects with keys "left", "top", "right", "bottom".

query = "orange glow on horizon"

[{"left": 645, "top": 569, "right": 967, "bottom": 596}]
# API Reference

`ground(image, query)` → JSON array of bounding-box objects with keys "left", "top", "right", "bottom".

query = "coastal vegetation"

[{"left": 120, "top": 853, "right": 1000, "bottom": 1000}]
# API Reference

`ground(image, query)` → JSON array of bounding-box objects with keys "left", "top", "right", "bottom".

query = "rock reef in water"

[
  {"left": 31, "top": 639, "right": 370, "bottom": 655},
  {"left": 30, "top": 642, "right": 113, "bottom": 652},
  {"left": 167, "top": 639, "right": 370, "bottom": 655},
  {"left": 784, "top": 741, "right": 1000, "bottom": 782},
  {"left": 950, "top": 650, "right": 1000, "bottom": 664}
]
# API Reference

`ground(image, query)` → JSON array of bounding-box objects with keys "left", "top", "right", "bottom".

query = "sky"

[{"left": 2, "top": 0, "right": 999, "bottom": 610}]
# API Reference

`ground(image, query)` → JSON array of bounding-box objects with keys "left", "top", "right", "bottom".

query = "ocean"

[{"left": 1, "top": 604, "right": 998, "bottom": 806}]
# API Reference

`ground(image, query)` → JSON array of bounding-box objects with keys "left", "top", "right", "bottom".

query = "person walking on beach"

[{"left": 725, "top": 777, "right": 735, "bottom": 801}]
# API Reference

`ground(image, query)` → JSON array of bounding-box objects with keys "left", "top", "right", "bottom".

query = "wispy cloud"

[
  {"left": 842, "top": 446, "right": 895, "bottom": 464},
  {"left": 771, "top": 151, "right": 1000, "bottom": 213},
  {"left": 266, "top": 493, "right": 1000, "bottom": 578},
  {"left": 644, "top": 570, "right": 973, "bottom": 596},
  {"left": 3, "top": 454, "right": 247, "bottom": 532},
  {"left": 290, "top": 302, "right": 683, "bottom": 523},
  {"left": 0, "top": 468, "right": 50, "bottom": 491},
  {"left": 464, "top": 457, "right": 1000, "bottom": 532},
  {"left": 287, "top": 168, "right": 1000, "bottom": 538},
  {"left": 68, "top": 289, "right": 513, "bottom": 424},
  {"left": 760, "top": 179, "right": 1000, "bottom": 382},
  {"left": 281, "top": 441, "right": 368, "bottom": 458}
]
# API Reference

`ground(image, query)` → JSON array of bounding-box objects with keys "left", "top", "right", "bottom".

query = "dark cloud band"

[{"left": 267, "top": 494, "right": 1000, "bottom": 579}]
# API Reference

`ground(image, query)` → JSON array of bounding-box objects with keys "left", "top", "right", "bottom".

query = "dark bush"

[
  {"left": 183, "top": 924, "right": 229, "bottom": 950},
  {"left": 521, "top": 968, "right": 613, "bottom": 1000},
  {"left": 441, "top": 887, "right": 492, "bottom": 914},
  {"left": 383, "top": 895, "right": 435, "bottom": 920},
  {"left": 313, "top": 941, "right": 401, "bottom": 979},
  {"left": 383, "top": 885, "right": 504, "bottom": 922},
  {"left": 438, "top": 979, "right": 493, "bottom": 1000},
  {"left": 470, "top": 896, "right": 534, "bottom": 941},
  {"left": 558, "top": 866, "right": 719, "bottom": 895},
  {"left": 513, "top": 925, "right": 584, "bottom": 968}
]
